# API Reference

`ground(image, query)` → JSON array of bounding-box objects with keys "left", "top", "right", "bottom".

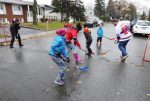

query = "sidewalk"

[{"left": 0, "top": 30, "right": 56, "bottom": 46}]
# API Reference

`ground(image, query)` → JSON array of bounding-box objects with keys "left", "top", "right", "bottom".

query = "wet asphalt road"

[
  {"left": 19, "top": 27, "right": 44, "bottom": 35},
  {"left": 0, "top": 23, "right": 150, "bottom": 101},
  {"left": 0, "top": 26, "right": 43, "bottom": 36}
]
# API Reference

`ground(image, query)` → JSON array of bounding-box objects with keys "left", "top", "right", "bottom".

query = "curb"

[
  {"left": 20, "top": 25, "right": 64, "bottom": 31},
  {"left": 0, "top": 30, "right": 56, "bottom": 46},
  {"left": 20, "top": 25, "right": 47, "bottom": 31}
]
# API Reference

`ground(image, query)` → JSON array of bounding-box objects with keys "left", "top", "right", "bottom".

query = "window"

[
  {"left": 12, "top": 4, "right": 23, "bottom": 15},
  {"left": 138, "top": 21, "right": 150, "bottom": 26},
  {"left": 13, "top": 5, "right": 21, "bottom": 11},
  {"left": 0, "top": 18, "right": 7, "bottom": 23},
  {"left": 0, "top": 4, "right": 6, "bottom": 14},
  {"left": 13, "top": 18, "right": 24, "bottom": 23},
  {"left": 0, "top": 4, "right": 4, "bottom": 10}
]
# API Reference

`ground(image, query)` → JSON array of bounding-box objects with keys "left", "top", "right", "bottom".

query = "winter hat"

[
  {"left": 56, "top": 29, "right": 66, "bottom": 36},
  {"left": 84, "top": 27, "right": 89, "bottom": 33},
  {"left": 99, "top": 24, "right": 102, "bottom": 28},
  {"left": 15, "top": 19, "right": 19, "bottom": 22}
]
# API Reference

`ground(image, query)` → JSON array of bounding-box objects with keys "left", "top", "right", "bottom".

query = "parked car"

[
  {"left": 131, "top": 19, "right": 138, "bottom": 25},
  {"left": 84, "top": 20, "right": 94, "bottom": 28},
  {"left": 120, "top": 20, "right": 131, "bottom": 26},
  {"left": 132, "top": 20, "right": 150, "bottom": 36},
  {"left": 130, "top": 19, "right": 138, "bottom": 32},
  {"left": 97, "top": 19, "right": 104, "bottom": 26}
]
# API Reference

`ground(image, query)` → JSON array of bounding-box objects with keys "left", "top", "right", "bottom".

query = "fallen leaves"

[
  {"left": 147, "top": 93, "right": 150, "bottom": 97},
  {"left": 76, "top": 80, "right": 83, "bottom": 84}
]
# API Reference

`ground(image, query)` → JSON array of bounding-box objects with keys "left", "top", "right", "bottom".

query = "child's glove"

[
  {"left": 55, "top": 52, "right": 61, "bottom": 57},
  {"left": 62, "top": 57, "right": 70, "bottom": 62},
  {"left": 66, "top": 57, "right": 70, "bottom": 63},
  {"left": 74, "top": 40, "right": 81, "bottom": 49}
]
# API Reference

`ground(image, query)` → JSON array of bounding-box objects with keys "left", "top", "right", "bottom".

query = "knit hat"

[
  {"left": 84, "top": 27, "right": 89, "bottom": 33},
  {"left": 99, "top": 24, "right": 102, "bottom": 28},
  {"left": 56, "top": 29, "right": 66, "bottom": 36}
]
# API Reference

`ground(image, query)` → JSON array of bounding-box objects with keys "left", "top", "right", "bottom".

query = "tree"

[
  {"left": 51, "top": 0, "right": 61, "bottom": 12},
  {"left": 51, "top": 0, "right": 63, "bottom": 21},
  {"left": 69, "top": 0, "right": 85, "bottom": 21},
  {"left": 113, "top": 0, "right": 129, "bottom": 19},
  {"left": 148, "top": 9, "right": 150, "bottom": 21},
  {"left": 94, "top": 0, "right": 105, "bottom": 17},
  {"left": 127, "top": 3, "right": 136, "bottom": 20},
  {"left": 106, "top": 0, "right": 115, "bottom": 19},
  {"left": 51, "top": 0, "right": 85, "bottom": 21},
  {"left": 33, "top": 0, "right": 37, "bottom": 25},
  {"left": 141, "top": 11, "right": 146, "bottom": 20}
]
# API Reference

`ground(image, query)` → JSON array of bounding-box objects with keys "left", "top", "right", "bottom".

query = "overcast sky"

[{"left": 24, "top": 0, "right": 150, "bottom": 11}]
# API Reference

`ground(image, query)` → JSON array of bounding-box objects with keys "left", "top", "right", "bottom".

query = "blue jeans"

[{"left": 118, "top": 40, "right": 130, "bottom": 57}]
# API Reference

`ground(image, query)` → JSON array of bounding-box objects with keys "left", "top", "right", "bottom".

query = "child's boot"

[{"left": 74, "top": 53, "right": 82, "bottom": 63}]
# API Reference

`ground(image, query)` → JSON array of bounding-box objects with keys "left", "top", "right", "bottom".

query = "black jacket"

[
  {"left": 10, "top": 23, "right": 20, "bottom": 35},
  {"left": 76, "top": 23, "right": 82, "bottom": 31}
]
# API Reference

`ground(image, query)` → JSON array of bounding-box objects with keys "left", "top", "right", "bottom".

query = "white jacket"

[{"left": 115, "top": 21, "right": 132, "bottom": 41}]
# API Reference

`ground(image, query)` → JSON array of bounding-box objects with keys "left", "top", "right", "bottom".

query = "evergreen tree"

[
  {"left": 69, "top": 0, "right": 85, "bottom": 21},
  {"left": 51, "top": 0, "right": 61, "bottom": 13},
  {"left": 141, "top": 11, "right": 146, "bottom": 20},
  {"left": 94, "top": 0, "right": 105, "bottom": 17},
  {"left": 106, "top": 0, "right": 115, "bottom": 19},
  {"left": 148, "top": 9, "right": 150, "bottom": 21},
  {"left": 51, "top": 0, "right": 85, "bottom": 21},
  {"left": 128, "top": 3, "right": 136, "bottom": 20},
  {"left": 33, "top": 0, "right": 37, "bottom": 25}
]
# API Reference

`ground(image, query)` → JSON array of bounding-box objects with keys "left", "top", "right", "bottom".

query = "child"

[
  {"left": 49, "top": 29, "right": 70, "bottom": 86},
  {"left": 65, "top": 26, "right": 82, "bottom": 63},
  {"left": 83, "top": 25, "right": 93, "bottom": 56},
  {"left": 96, "top": 24, "right": 104, "bottom": 46}
]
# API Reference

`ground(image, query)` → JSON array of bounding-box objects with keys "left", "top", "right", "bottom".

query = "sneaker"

[
  {"left": 86, "top": 53, "right": 91, "bottom": 56},
  {"left": 61, "top": 75, "right": 66, "bottom": 80},
  {"left": 76, "top": 57, "right": 82, "bottom": 62},
  {"left": 61, "top": 77, "right": 65, "bottom": 80},
  {"left": 122, "top": 55, "right": 129, "bottom": 59},
  {"left": 54, "top": 79, "right": 64, "bottom": 86},
  {"left": 19, "top": 44, "right": 24, "bottom": 48},
  {"left": 10, "top": 46, "right": 14, "bottom": 49}
]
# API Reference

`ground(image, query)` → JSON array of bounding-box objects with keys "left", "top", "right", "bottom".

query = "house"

[
  {"left": 0, "top": 0, "right": 62, "bottom": 23},
  {"left": 0, "top": 0, "right": 33, "bottom": 23},
  {"left": 84, "top": 5, "right": 95, "bottom": 20},
  {"left": 37, "top": 5, "right": 62, "bottom": 22}
]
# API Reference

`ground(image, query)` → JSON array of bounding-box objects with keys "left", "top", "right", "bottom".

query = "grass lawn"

[
  {"left": 21, "top": 21, "right": 85, "bottom": 31},
  {"left": 0, "top": 34, "right": 9, "bottom": 39},
  {"left": 21, "top": 22, "right": 67, "bottom": 31},
  {"left": 0, "top": 34, "right": 4, "bottom": 38}
]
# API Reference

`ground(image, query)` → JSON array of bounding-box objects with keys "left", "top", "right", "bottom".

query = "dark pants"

[
  {"left": 118, "top": 40, "right": 130, "bottom": 56},
  {"left": 97, "top": 37, "right": 102, "bottom": 42},
  {"left": 10, "top": 33, "right": 22, "bottom": 47},
  {"left": 86, "top": 38, "right": 92, "bottom": 54}
]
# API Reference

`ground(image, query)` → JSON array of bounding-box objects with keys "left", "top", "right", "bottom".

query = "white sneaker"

[
  {"left": 122, "top": 55, "right": 129, "bottom": 59},
  {"left": 54, "top": 79, "right": 64, "bottom": 86}
]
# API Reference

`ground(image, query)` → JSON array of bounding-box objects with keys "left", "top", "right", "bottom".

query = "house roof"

[
  {"left": 0, "top": 0, "right": 33, "bottom": 5},
  {"left": 39, "top": 4, "right": 54, "bottom": 9}
]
